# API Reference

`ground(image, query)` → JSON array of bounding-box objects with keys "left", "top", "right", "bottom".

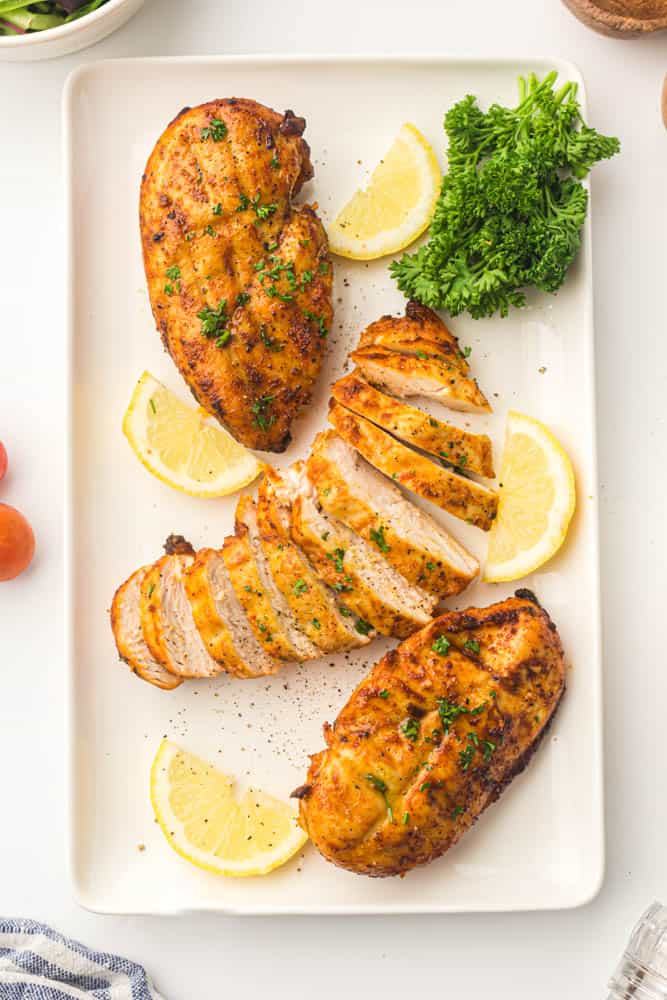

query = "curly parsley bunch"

[{"left": 390, "top": 72, "right": 620, "bottom": 319}]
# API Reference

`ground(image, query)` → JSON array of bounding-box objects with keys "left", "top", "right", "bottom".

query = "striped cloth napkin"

[{"left": 0, "top": 918, "right": 165, "bottom": 998}]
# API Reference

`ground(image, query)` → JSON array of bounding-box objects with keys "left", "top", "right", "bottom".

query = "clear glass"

[{"left": 608, "top": 902, "right": 667, "bottom": 1000}]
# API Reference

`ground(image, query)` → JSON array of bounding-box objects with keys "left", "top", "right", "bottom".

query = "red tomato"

[
  {"left": 0, "top": 503, "right": 35, "bottom": 581},
  {"left": 0, "top": 442, "right": 6, "bottom": 482}
]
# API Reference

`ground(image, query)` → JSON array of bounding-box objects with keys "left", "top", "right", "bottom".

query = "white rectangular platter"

[{"left": 65, "top": 55, "right": 603, "bottom": 914}]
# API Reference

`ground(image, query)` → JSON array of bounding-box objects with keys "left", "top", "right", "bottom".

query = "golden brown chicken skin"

[
  {"left": 296, "top": 593, "right": 565, "bottom": 877},
  {"left": 140, "top": 98, "right": 332, "bottom": 452}
]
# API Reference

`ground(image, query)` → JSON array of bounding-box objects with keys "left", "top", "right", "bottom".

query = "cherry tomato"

[
  {"left": 0, "top": 442, "right": 6, "bottom": 482},
  {"left": 0, "top": 503, "right": 35, "bottom": 581}
]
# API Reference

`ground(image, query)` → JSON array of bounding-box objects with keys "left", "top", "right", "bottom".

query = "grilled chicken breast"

[
  {"left": 329, "top": 403, "right": 498, "bottom": 530},
  {"left": 358, "top": 301, "right": 470, "bottom": 370},
  {"left": 140, "top": 98, "right": 332, "bottom": 451},
  {"left": 256, "top": 469, "right": 369, "bottom": 652},
  {"left": 111, "top": 567, "right": 182, "bottom": 690},
  {"left": 307, "top": 431, "right": 479, "bottom": 597},
  {"left": 290, "top": 467, "right": 436, "bottom": 638},
  {"left": 296, "top": 594, "right": 565, "bottom": 877},
  {"left": 351, "top": 345, "right": 490, "bottom": 413},
  {"left": 332, "top": 372, "right": 495, "bottom": 478},
  {"left": 185, "top": 548, "right": 280, "bottom": 678},
  {"left": 139, "top": 553, "right": 223, "bottom": 679},
  {"left": 224, "top": 497, "right": 317, "bottom": 661}
]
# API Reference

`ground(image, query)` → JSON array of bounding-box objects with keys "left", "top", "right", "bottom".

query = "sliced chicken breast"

[
  {"left": 111, "top": 566, "right": 182, "bottom": 690},
  {"left": 327, "top": 404, "right": 498, "bottom": 530},
  {"left": 139, "top": 553, "right": 223, "bottom": 679},
  {"left": 307, "top": 431, "right": 478, "bottom": 597},
  {"left": 332, "top": 372, "right": 495, "bottom": 478},
  {"left": 291, "top": 471, "right": 436, "bottom": 638},
  {"left": 229, "top": 495, "right": 321, "bottom": 661},
  {"left": 350, "top": 345, "right": 490, "bottom": 414},
  {"left": 357, "top": 301, "right": 470, "bottom": 373},
  {"left": 185, "top": 548, "right": 280, "bottom": 677},
  {"left": 256, "top": 468, "right": 372, "bottom": 652}
]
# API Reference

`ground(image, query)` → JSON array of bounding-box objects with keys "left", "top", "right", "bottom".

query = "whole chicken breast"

[
  {"left": 296, "top": 594, "right": 565, "bottom": 877},
  {"left": 140, "top": 98, "right": 332, "bottom": 452}
]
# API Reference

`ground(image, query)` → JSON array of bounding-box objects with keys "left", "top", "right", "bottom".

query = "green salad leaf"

[{"left": 390, "top": 71, "right": 620, "bottom": 320}]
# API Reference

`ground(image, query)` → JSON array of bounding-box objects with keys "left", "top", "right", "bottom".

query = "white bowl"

[{"left": 0, "top": 0, "right": 144, "bottom": 61}]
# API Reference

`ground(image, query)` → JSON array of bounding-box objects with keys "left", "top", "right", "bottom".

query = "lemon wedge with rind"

[
  {"left": 484, "top": 411, "right": 576, "bottom": 583},
  {"left": 123, "top": 371, "right": 264, "bottom": 498},
  {"left": 327, "top": 123, "right": 441, "bottom": 261},
  {"left": 150, "top": 740, "right": 307, "bottom": 877}
]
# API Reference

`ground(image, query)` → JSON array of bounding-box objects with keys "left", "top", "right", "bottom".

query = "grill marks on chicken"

[
  {"left": 297, "top": 595, "right": 566, "bottom": 877},
  {"left": 140, "top": 98, "right": 332, "bottom": 452}
]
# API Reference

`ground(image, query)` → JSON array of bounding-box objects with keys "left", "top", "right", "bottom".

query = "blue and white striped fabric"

[{"left": 0, "top": 919, "right": 165, "bottom": 999}]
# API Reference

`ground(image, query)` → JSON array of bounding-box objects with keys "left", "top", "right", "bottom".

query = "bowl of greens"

[{"left": 0, "top": 0, "right": 144, "bottom": 60}]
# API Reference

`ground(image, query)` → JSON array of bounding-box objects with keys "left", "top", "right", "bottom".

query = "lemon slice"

[
  {"left": 123, "top": 371, "right": 264, "bottom": 498},
  {"left": 327, "top": 123, "right": 441, "bottom": 260},
  {"left": 484, "top": 411, "right": 576, "bottom": 583},
  {"left": 150, "top": 740, "right": 307, "bottom": 877}
]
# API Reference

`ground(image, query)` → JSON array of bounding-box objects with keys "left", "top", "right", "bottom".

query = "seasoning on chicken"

[
  {"left": 328, "top": 403, "right": 498, "bottom": 530},
  {"left": 140, "top": 98, "right": 332, "bottom": 452},
  {"left": 296, "top": 593, "right": 565, "bottom": 877},
  {"left": 110, "top": 567, "right": 182, "bottom": 691},
  {"left": 332, "top": 372, "right": 494, "bottom": 478}
]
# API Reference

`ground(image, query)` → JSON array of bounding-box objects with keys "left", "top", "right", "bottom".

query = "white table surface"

[{"left": 0, "top": 1, "right": 665, "bottom": 996}]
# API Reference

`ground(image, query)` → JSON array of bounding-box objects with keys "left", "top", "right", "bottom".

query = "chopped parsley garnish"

[
  {"left": 432, "top": 635, "right": 451, "bottom": 656},
  {"left": 459, "top": 742, "right": 476, "bottom": 772},
  {"left": 303, "top": 309, "right": 328, "bottom": 337},
  {"left": 197, "top": 299, "right": 230, "bottom": 347},
  {"left": 326, "top": 547, "right": 345, "bottom": 573},
  {"left": 201, "top": 118, "right": 227, "bottom": 142},
  {"left": 251, "top": 394, "right": 275, "bottom": 432},
  {"left": 420, "top": 781, "right": 433, "bottom": 792},
  {"left": 165, "top": 265, "right": 181, "bottom": 281},
  {"left": 429, "top": 417, "right": 438, "bottom": 428},
  {"left": 462, "top": 345, "right": 472, "bottom": 358},
  {"left": 415, "top": 350, "right": 428, "bottom": 360},
  {"left": 147, "top": 582, "right": 155, "bottom": 598},
  {"left": 300, "top": 269, "right": 313, "bottom": 287},
  {"left": 253, "top": 196, "right": 278, "bottom": 221},
  {"left": 425, "top": 561, "right": 436, "bottom": 571},
  {"left": 205, "top": 224, "right": 215, "bottom": 237},
  {"left": 482, "top": 739, "right": 496, "bottom": 761},
  {"left": 259, "top": 326, "right": 284, "bottom": 352},
  {"left": 464, "top": 639, "right": 480, "bottom": 654},
  {"left": 369, "top": 525, "right": 390, "bottom": 553},
  {"left": 365, "top": 773, "right": 393, "bottom": 823},
  {"left": 293, "top": 578, "right": 308, "bottom": 596},
  {"left": 311, "top": 617, "right": 321, "bottom": 630},
  {"left": 451, "top": 806, "right": 465, "bottom": 820},
  {"left": 437, "top": 698, "right": 470, "bottom": 733},
  {"left": 403, "top": 812, "right": 410, "bottom": 825},
  {"left": 321, "top": 531, "right": 329, "bottom": 541},
  {"left": 212, "top": 203, "right": 223, "bottom": 216},
  {"left": 236, "top": 193, "right": 250, "bottom": 212},
  {"left": 379, "top": 689, "right": 390, "bottom": 699},
  {"left": 164, "top": 283, "right": 174, "bottom": 296},
  {"left": 355, "top": 618, "right": 373, "bottom": 635},
  {"left": 270, "top": 156, "right": 280, "bottom": 170},
  {"left": 319, "top": 261, "right": 328, "bottom": 274},
  {"left": 149, "top": 398, "right": 156, "bottom": 414},
  {"left": 401, "top": 717, "right": 420, "bottom": 742},
  {"left": 236, "top": 292, "right": 250, "bottom": 307}
]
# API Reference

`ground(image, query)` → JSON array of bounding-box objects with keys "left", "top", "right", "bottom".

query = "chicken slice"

[
  {"left": 350, "top": 345, "right": 491, "bottom": 414},
  {"left": 290, "top": 470, "right": 436, "bottom": 638},
  {"left": 185, "top": 548, "right": 280, "bottom": 677},
  {"left": 332, "top": 372, "right": 494, "bottom": 478},
  {"left": 358, "top": 301, "right": 471, "bottom": 373},
  {"left": 139, "top": 553, "right": 223, "bottom": 678},
  {"left": 296, "top": 593, "right": 566, "bottom": 877},
  {"left": 110, "top": 566, "right": 182, "bottom": 690},
  {"left": 256, "top": 468, "right": 371, "bottom": 652},
  {"left": 223, "top": 496, "right": 314, "bottom": 661},
  {"left": 307, "top": 431, "right": 478, "bottom": 597},
  {"left": 328, "top": 404, "right": 498, "bottom": 530}
]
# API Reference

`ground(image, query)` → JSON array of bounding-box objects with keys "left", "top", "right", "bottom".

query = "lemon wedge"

[
  {"left": 122, "top": 372, "right": 264, "bottom": 498},
  {"left": 327, "top": 123, "right": 441, "bottom": 260},
  {"left": 150, "top": 740, "right": 308, "bottom": 877},
  {"left": 484, "top": 411, "right": 576, "bottom": 583}
]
